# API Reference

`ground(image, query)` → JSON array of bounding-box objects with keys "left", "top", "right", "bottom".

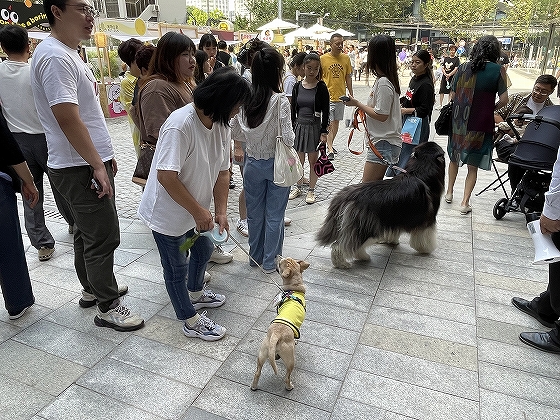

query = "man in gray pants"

[
  {"left": 0, "top": 25, "right": 74, "bottom": 261},
  {"left": 31, "top": 0, "right": 143, "bottom": 331}
]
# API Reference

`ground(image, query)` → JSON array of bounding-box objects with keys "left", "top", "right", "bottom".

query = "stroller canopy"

[{"left": 508, "top": 105, "right": 560, "bottom": 171}]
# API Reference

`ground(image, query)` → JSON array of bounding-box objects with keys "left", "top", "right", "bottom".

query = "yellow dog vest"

[{"left": 272, "top": 291, "right": 306, "bottom": 338}]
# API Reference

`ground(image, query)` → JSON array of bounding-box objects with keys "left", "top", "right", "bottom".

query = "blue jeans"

[
  {"left": 243, "top": 156, "right": 289, "bottom": 271},
  {"left": 152, "top": 228, "right": 214, "bottom": 320}
]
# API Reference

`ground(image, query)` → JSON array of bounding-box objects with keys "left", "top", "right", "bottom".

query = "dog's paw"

[
  {"left": 331, "top": 246, "right": 351, "bottom": 269},
  {"left": 333, "top": 260, "right": 352, "bottom": 269},
  {"left": 354, "top": 249, "right": 371, "bottom": 261}
]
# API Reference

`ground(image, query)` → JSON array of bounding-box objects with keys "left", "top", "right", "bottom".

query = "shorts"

[
  {"left": 366, "top": 140, "right": 401, "bottom": 165},
  {"left": 329, "top": 101, "right": 345, "bottom": 122},
  {"left": 439, "top": 78, "right": 452, "bottom": 94}
]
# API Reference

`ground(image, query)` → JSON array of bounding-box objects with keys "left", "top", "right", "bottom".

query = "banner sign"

[
  {"left": 0, "top": 1, "right": 49, "bottom": 31},
  {"left": 97, "top": 18, "right": 147, "bottom": 37}
]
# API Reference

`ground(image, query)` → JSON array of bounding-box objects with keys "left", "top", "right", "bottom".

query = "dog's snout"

[{"left": 275, "top": 255, "right": 283, "bottom": 272}]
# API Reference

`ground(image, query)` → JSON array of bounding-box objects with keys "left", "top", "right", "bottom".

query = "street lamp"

[
  {"left": 318, "top": 13, "right": 329, "bottom": 25},
  {"left": 296, "top": 10, "right": 317, "bottom": 25}
]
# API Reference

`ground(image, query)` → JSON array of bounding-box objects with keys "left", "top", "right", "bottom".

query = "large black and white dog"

[{"left": 316, "top": 141, "right": 446, "bottom": 268}]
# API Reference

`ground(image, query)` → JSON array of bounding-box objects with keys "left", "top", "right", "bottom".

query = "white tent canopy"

[
  {"left": 333, "top": 28, "right": 355, "bottom": 37},
  {"left": 257, "top": 18, "right": 298, "bottom": 31},
  {"left": 307, "top": 23, "right": 334, "bottom": 34},
  {"left": 28, "top": 31, "right": 51, "bottom": 40},
  {"left": 284, "top": 27, "right": 314, "bottom": 38}
]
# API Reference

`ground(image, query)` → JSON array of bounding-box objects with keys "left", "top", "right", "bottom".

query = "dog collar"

[{"left": 276, "top": 291, "right": 306, "bottom": 312}]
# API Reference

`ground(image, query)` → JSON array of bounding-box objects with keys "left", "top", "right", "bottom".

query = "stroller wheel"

[{"left": 493, "top": 198, "right": 508, "bottom": 220}]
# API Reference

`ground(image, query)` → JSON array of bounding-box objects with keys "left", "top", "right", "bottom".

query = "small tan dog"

[{"left": 251, "top": 256, "right": 309, "bottom": 391}]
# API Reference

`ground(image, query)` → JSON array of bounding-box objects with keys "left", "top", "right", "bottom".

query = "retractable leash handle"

[
  {"left": 179, "top": 225, "right": 228, "bottom": 252},
  {"left": 197, "top": 226, "right": 228, "bottom": 245}
]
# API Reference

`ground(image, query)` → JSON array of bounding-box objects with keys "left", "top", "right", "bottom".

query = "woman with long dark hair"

[
  {"left": 445, "top": 35, "right": 508, "bottom": 214},
  {"left": 288, "top": 53, "right": 330, "bottom": 204},
  {"left": 388, "top": 48, "right": 435, "bottom": 175},
  {"left": 343, "top": 35, "right": 402, "bottom": 182},
  {"left": 194, "top": 50, "right": 211, "bottom": 84},
  {"left": 231, "top": 48, "right": 294, "bottom": 273}
]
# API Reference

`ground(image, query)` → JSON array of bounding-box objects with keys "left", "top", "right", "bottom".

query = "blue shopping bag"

[{"left": 401, "top": 116, "right": 422, "bottom": 145}]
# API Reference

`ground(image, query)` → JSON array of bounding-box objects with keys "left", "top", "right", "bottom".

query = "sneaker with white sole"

[
  {"left": 8, "top": 303, "right": 33, "bottom": 320},
  {"left": 79, "top": 284, "right": 129, "bottom": 308},
  {"left": 236, "top": 218, "right": 249, "bottom": 237},
  {"left": 306, "top": 190, "right": 316, "bottom": 204},
  {"left": 288, "top": 187, "right": 301, "bottom": 200},
  {"left": 209, "top": 245, "right": 233, "bottom": 264},
  {"left": 183, "top": 311, "right": 226, "bottom": 341},
  {"left": 94, "top": 300, "right": 144, "bottom": 332},
  {"left": 191, "top": 289, "right": 226, "bottom": 310},
  {"left": 38, "top": 246, "right": 55, "bottom": 261}
]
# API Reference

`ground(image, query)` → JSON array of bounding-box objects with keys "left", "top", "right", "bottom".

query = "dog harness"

[{"left": 272, "top": 291, "right": 306, "bottom": 339}]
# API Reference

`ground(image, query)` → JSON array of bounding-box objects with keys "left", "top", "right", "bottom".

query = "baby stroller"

[{"left": 493, "top": 105, "right": 560, "bottom": 220}]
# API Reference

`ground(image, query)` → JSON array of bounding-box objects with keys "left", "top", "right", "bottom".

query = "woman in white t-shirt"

[
  {"left": 137, "top": 68, "right": 251, "bottom": 341},
  {"left": 343, "top": 35, "right": 402, "bottom": 182}
]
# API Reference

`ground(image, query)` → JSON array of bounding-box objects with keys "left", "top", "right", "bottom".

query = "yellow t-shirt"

[
  {"left": 120, "top": 72, "right": 141, "bottom": 156},
  {"left": 320, "top": 53, "right": 352, "bottom": 102}
]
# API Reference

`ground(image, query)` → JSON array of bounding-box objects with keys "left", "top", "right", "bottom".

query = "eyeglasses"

[
  {"left": 533, "top": 86, "right": 551, "bottom": 96},
  {"left": 65, "top": 4, "right": 99, "bottom": 18}
]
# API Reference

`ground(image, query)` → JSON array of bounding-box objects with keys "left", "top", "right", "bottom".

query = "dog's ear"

[{"left": 297, "top": 260, "right": 310, "bottom": 272}]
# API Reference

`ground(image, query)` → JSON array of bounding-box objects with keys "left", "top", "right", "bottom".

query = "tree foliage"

[
  {"left": 500, "top": 0, "right": 560, "bottom": 40},
  {"left": 421, "top": 0, "right": 494, "bottom": 41},
  {"left": 185, "top": 6, "right": 226, "bottom": 26},
  {"left": 245, "top": 0, "right": 414, "bottom": 32},
  {"left": 422, "top": 0, "right": 560, "bottom": 42}
]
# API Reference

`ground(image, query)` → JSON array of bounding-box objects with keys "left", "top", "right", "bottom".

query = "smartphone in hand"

[
  {"left": 339, "top": 95, "right": 350, "bottom": 102},
  {"left": 91, "top": 178, "right": 102, "bottom": 192}
]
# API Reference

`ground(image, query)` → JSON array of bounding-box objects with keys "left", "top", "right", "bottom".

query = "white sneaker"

[
  {"left": 94, "top": 300, "right": 144, "bottom": 332},
  {"left": 289, "top": 187, "right": 301, "bottom": 200},
  {"left": 306, "top": 190, "right": 316, "bottom": 204},
  {"left": 236, "top": 218, "right": 249, "bottom": 237},
  {"left": 209, "top": 245, "right": 233, "bottom": 264},
  {"left": 183, "top": 311, "right": 226, "bottom": 341},
  {"left": 191, "top": 289, "right": 226, "bottom": 310}
]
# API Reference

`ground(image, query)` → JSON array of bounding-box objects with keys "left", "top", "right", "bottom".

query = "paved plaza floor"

[{"left": 2, "top": 69, "right": 560, "bottom": 419}]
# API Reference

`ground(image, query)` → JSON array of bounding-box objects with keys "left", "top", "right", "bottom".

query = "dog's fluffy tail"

[
  {"left": 268, "top": 332, "right": 280, "bottom": 375},
  {"left": 316, "top": 195, "right": 345, "bottom": 246}
]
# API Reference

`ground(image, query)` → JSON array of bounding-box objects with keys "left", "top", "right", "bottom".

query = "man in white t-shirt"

[
  {"left": 0, "top": 25, "right": 74, "bottom": 262},
  {"left": 31, "top": 0, "right": 143, "bottom": 332}
]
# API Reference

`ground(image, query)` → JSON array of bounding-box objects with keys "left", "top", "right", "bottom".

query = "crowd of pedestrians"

[{"left": 2, "top": 4, "right": 560, "bottom": 357}]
